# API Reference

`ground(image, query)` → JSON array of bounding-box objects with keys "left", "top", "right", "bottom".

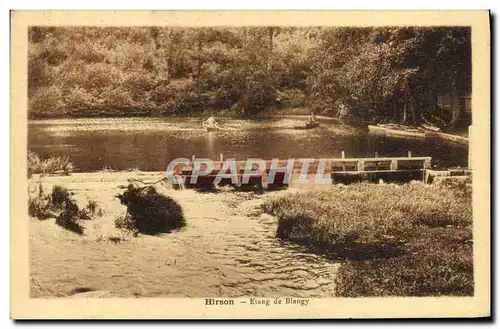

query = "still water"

[{"left": 28, "top": 117, "right": 468, "bottom": 171}]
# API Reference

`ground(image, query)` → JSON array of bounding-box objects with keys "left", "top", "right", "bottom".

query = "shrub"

[
  {"left": 51, "top": 185, "right": 71, "bottom": 208},
  {"left": 53, "top": 197, "right": 93, "bottom": 235},
  {"left": 55, "top": 202, "right": 85, "bottom": 235},
  {"left": 116, "top": 184, "right": 185, "bottom": 235},
  {"left": 115, "top": 213, "right": 136, "bottom": 231},
  {"left": 276, "top": 88, "right": 306, "bottom": 107},
  {"left": 78, "top": 199, "right": 103, "bottom": 220},
  {"left": 28, "top": 85, "right": 64, "bottom": 118},
  {"left": 63, "top": 86, "right": 99, "bottom": 112},
  {"left": 28, "top": 182, "right": 100, "bottom": 234},
  {"left": 28, "top": 182, "right": 54, "bottom": 219},
  {"left": 86, "top": 199, "right": 103, "bottom": 217}
]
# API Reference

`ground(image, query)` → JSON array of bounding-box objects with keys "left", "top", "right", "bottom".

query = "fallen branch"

[{"left": 126, "top": 177, "right": 168, "bottom": 186}]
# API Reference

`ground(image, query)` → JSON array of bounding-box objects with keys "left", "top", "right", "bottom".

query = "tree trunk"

[
  {"left": 164, "top": 30, "right": 172, "bottom": 84},
  {"left": 392, "top": 96, "right": 397, "bottom": 121},
  {"left": 196, "top": 30, "right": 204, "bottom": 96},
  {"left": 410, "top": 98, "right": 416, "bottom": 125},
  {"left": 267, "top": 27, "right": 273, "bottom": 72},
  {"left": 450, "top": 89, "right": 460, "bottom": 126},
  {"left": 150, "top": 28, "right": 171, "bottom": 85},
  {"left": 402, "top": 92, "right": 408, "bottom": 124},
  {"left": 197, "top": 31, "right": 203, "bottom": 81}
]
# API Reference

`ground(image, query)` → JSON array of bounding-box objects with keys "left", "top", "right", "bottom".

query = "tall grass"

[
  {"left": 28, "top": 151, "right": 74, "bottom": 177},
  {"left": 262, "top": 182, "right": 473, "bottom": 296}
]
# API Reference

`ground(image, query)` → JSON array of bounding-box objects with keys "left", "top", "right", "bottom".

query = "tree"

[{"left": 307, "top": 27, "right": 471, "bottom": 125}]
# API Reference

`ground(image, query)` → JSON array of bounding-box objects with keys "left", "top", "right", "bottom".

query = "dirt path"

[{"left": 29, "top": 172, "right": 339, "bottom": 298}]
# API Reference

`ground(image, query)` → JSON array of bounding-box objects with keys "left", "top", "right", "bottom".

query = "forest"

[{"left": 28, "top": 26, "right": 471, "bottom": 125}]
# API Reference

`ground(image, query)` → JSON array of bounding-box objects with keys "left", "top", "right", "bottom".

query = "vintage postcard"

[{"left": 11, "top": 10, "right": 490, "bottom": 319}]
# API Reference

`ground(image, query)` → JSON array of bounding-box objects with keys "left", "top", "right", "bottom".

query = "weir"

[
  {"left": 330, "top": 152, "right": 432, "bottom": 184},
  {"left": 169, "top": 151, "right": 470, "bottom": 190}
]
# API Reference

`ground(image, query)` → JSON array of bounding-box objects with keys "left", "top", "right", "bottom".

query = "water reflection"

[{"left": 28, "top": 117, "right": 468, "bottom": 171}]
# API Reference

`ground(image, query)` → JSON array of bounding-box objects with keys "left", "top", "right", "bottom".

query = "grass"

[
  {"left": 28, "top": 151, "right": 74, "bottom": 177},
  {"left": 262, "top": 182, "right": 473, "bottom": 296}
]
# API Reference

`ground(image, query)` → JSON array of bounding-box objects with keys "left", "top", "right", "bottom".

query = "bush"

[
  {"left": 276, "top": 88, "right": 306, "bottom": 107},
  {"left": 63, "top": 86, "right": 99, "bottom": 112},
  {"left": 55, "top": 200, "right": 85, "bottom": 235},
  {"left": 29, "top": 184, "right": 74, "bottom": 220},
  {"left": 117, "top": 183, "right": 185, "bottom": 235},
  {"left": 86, "top": 199, "right": 103, "bottom": 216},
  {"left": 28, "top": 182, "right": 100, "bottom": 234},
  {"left": 41, "top": 156, "right": 74, "bottom": 175},
  {"left": 51, "top": 185, "right": 71, "bottom": 208},
  {"left": 77, "top": 199, "right": 103, "bottom": 220},
  {"left": 28, "top": 85, "right": 64, "bottom": 118},
  {"left": 115, "top": 213, "right": 136, "bottom": 231},
  {"left": 28, "top": 182, "right": 54, "bottom": 219}
]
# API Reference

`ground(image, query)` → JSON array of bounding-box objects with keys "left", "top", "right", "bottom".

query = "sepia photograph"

[{"left": 10, "top": 10, "right": 490, "bottom": 319}]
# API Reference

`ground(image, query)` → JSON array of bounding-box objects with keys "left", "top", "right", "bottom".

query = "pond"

[
  {"left": 28, "top": 117, "right": 469, "bottom": 298},
  {"left": 28, "top": 117, "right": 468, "bottom": 172}
]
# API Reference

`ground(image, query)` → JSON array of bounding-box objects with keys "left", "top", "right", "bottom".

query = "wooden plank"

[
  {"left": 330, "top": 156, "right": 431, "bottom": 162},
  {"left": 331, "top": 169, "right": 425, "bottom": 174}
]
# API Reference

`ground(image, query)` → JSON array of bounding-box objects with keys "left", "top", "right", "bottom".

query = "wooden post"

[
  {"left": 341, "top": 151, "right": 345, "bottom": 159},
  {"left": 220, "top": 153, "right": 224, "bottom": 162},
  {"left": 341, "top": 151, "right": 345, "bottom": 171},
  {"left": 375, "top": 152, "right": 378, "bottom": 158},
  {"left": 390, "top": 159, "right": 398, "bottom": 171},
  {"left": 423, "top": 158, "right": 432, "bottom": 169},
  {"left": 358, "top": 160, "right": 365, "bottom": 172},
  {"left": 191, "top": 155, "right": 196, "bottom": 163},
  {"left": 422, "top": 157, "right": 432, "bottom": 182},
  {"left": 408, "top": 151, "right": 412, "bottom": 158}
]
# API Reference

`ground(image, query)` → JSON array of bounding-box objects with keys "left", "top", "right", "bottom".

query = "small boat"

[
  {"left": 420, "top": 123, "right": 441, "bottom": 132},
  {"left": 204, "top": 125, "right": 219, "bottom": 132},
  {"left": 294, "top": 121, "right": 319, "bottom": 130},
  {"left": 305, "top": 122, "right": 319, "bottom": 129}
]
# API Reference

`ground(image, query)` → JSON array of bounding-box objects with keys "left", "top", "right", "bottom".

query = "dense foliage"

[{"left": 28, "top": 26, "right": 470, "bottom": 125}]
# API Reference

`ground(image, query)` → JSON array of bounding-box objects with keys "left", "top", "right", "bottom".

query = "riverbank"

[
  {"left": 29, "top": 172, "right": 339, "bottom": 298},
  {"left": 28, "top": 107, "right": 335, "bottom": 121},
  {"left": 263, "top": 182, "right": 473, "bottom": 296},
  {"left": 369, "top": 124, "right": 469, "bottom": 146}
]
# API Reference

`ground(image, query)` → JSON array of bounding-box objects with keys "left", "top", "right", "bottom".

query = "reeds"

[{"left": 28, "top": 151, "right": 74, "bottom": 177}]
